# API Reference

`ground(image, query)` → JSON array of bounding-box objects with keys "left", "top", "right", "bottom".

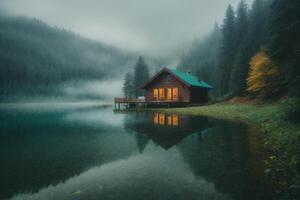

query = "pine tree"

[
  {"left": 218, "top": 5, "right": 236, "bottom": 96},
  {"left": 268, "top": 0, "right": 300, "bottom": 96},
  {"left": 134, "top": 56, "right": 150, "bottom": 97},
  {"left": 235, "top": 0, "right": 249, "bottom": 45},
  {"left": 249, "top": 0, "right": 270, "bottom": 51},
  {"left": 229, "top": 43, "right": 251, "bottom": 95},
  {"left": 228, "top": 0, "right": 250, "bottom": 95},
  {"left": 123, "top": 72, "right": 134, "bottom": 98}
]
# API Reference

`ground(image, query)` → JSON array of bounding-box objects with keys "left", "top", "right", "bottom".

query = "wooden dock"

[{"left": 114, "top": 97, "right": 186, "bottom": 110}]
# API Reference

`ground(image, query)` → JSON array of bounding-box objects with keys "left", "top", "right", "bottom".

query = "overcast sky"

[{"left": 0, "top": 0, "right": 253, "bottom": 56}]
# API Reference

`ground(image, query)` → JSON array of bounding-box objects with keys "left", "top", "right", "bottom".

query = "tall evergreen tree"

[
  {"left": 235, "top": 0, "right": 249, "bottom": 45},
  {"left": 218, "top": 5, "right": 236, "bottom": 96},
  {"left": 268, "top": 0, "right": 300, "bottom": 96},
  {"left": 123, "top": 72, "right": 135, "bottom": 98},
  {"left": 228, "top": 0, "right": 250, "bottom": 95},
  {"left": 249, "top": 0, "right": 270, "bottom": 51},
  {"left": 134, "top": 56, "right": 150, "bottom": 97}
]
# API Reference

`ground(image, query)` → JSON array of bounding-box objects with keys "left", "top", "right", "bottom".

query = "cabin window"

[
  {"left": 167, "top": 115, "right": 172, "bottom": 126},
  {"left": 172, "top": 114, "right": 179, "bottom": 126},
  {"left": 172, "top": 88, "right": 178, "bottom": 100},
  {"left": 153, "top": 113, "right": 159, "bottom": 124},
  {"left": 153, "top": 113, "right": 179, "bottom": 127},
  {"left": 159, "top": 88, "right": 165, "bottom": 100},
  {"left": 153, "top": 89, "right": 158, "bottom": 99},
  {"left": 159, "top": 113, "right": 165, "bottom": 125},
  {"left": 167, "top": 88, "right": 172, "bottom": 101}
]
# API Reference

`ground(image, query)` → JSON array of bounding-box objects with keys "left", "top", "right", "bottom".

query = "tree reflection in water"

[{"left": 124, "top": 112, "right": 276, "bottom": 200}]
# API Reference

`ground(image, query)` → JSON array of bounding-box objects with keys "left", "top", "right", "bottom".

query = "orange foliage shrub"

[{"left": 247, "top": 50, "right": 280, "bottom": 97}]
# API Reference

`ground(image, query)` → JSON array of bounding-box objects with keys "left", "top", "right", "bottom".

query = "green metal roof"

[{"left": 169, "top": 68, "right": 213, "bottom": 89}]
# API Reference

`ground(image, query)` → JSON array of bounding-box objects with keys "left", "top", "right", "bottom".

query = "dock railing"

[
  {"left": 114, "top": 97, "right": 186, "bottom": 110},
  {"left": 114, "top": 98, "right": 145, "bottom": 103},
  {"left": 114, "top": 97, "right": 145, "bottom": 109}
]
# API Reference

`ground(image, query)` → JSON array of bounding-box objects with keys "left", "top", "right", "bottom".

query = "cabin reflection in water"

[
  {"left": 124, "top": 113, "right": 275, "bottom": 200},
  {"left": 124, "top": 112, "right": 214, "bottom": 149},
  {"left": 153, "top": 113, "right": 179, "bottom": 126}
]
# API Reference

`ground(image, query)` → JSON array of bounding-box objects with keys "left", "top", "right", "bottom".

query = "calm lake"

[{"left": 0, "top": 104, "right": 276, "bottom": 200}]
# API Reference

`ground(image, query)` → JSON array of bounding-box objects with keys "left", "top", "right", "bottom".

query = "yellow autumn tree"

[{"left": 247, "top": 50, "right": 280, "bottom": 97}]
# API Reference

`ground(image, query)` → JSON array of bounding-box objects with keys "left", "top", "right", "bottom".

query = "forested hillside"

[
  {"left": 0, "top": 15, "right": 135, "bottom": 99},
  {"left": 179, "top": 0, "right": 300, "bottom": 102}
]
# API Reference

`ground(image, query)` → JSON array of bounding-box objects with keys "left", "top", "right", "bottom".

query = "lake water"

[{"left": 0, "top": 104, "right": 276, "bottom": 200}]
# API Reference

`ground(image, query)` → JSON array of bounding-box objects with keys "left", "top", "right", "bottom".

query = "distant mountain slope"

[{"left": 0, "top": 16, "right": 136, "bottom": 98}]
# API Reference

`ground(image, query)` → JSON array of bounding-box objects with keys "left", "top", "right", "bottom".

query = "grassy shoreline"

[{"left": 147, "top": 102, "right": 299, "bottom": 197}]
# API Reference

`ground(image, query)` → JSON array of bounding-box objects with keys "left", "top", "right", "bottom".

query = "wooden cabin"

[
  {"left": 114, "top": 68, "right": 213, "bottom": 109},
  {"left": 141, "top": 68, "right": 213, "bottom": 105}
]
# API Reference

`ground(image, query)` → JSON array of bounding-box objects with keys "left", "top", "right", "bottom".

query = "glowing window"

[
  {"left": 153, "top": 113, "right": 159, "bottom": 124},
  {"left": 167, "top": 88, "right": 172, "bottom": 101},
  {"left": 153, "top": 89, "right": 158, "bottom": 99},
  {"left": 159, "top": 88, "right": 165, "bottom": 100},
  {"left": 159, "top": 113, "right": 165, "bottom": 125},
  {"left": 172, "top": 114, "right": 179, "bottom": 126},
  {"left": 172, "top": 88, "right": 178, "bottom": 100},
  {"left": 167, "top": 115, "right": 172, "bottom": 126}
]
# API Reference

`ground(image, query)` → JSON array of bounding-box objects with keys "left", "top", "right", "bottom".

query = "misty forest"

[
  {"left": 0, "top": 0, "right": 300, "bottom": 200},
  {"left": 1, "top": 0, "right": 299, "bottom": 106}
]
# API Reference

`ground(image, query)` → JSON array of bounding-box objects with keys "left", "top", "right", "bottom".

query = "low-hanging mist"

[{"left": 61, "top": 80, "right": 123, "bottom": 102}]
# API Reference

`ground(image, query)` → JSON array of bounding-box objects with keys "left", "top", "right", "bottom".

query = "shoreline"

[{"left": 134, "top": 102, "right": 300, "bottom": 196}]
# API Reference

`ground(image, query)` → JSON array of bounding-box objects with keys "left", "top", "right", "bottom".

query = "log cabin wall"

[{"left": 144, "top": 72, "right": 190, "bottom": 103}]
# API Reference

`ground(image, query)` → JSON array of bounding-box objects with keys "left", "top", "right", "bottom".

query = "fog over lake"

[{"left": 0, "top": 0, "right": 253, "bottom": 57}]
